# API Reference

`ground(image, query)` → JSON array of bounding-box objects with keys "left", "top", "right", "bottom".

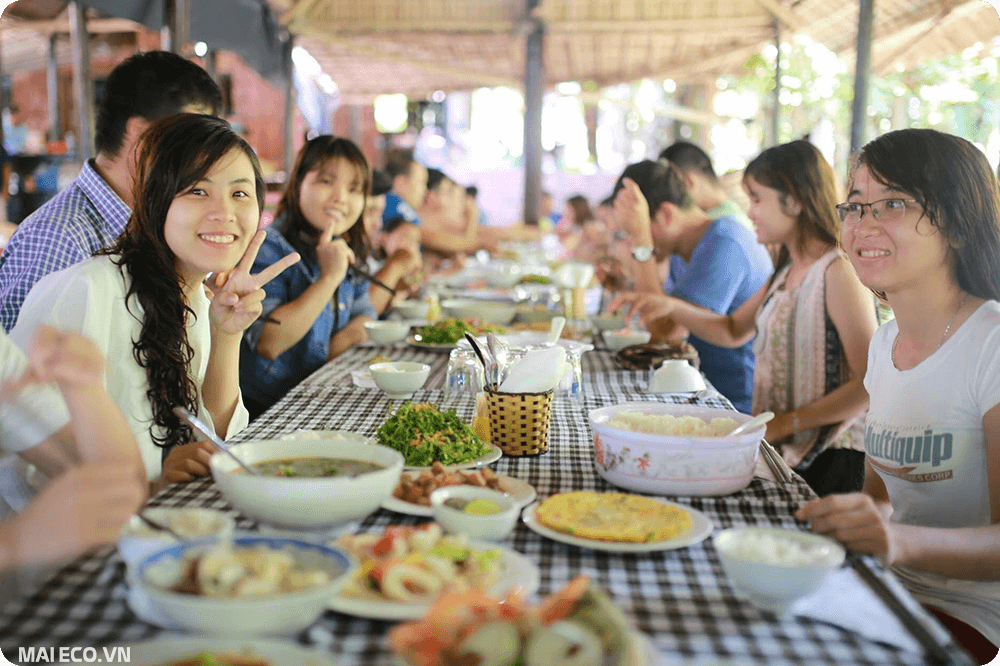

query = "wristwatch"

[{"left": 631, "top": 245, "right": 654, "bottom": 262}]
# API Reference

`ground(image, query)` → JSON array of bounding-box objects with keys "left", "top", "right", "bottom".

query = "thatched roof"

[
  {"left": 2, "top": 0, "right": 997, "bottom": 98},
  {"left": 266, "top": 0, "right": 999, "bottom": 102}
]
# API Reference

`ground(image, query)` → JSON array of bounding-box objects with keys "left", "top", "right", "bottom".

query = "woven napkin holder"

[{"left": 485, "top": 388, "right": 553, "bottom": 456}]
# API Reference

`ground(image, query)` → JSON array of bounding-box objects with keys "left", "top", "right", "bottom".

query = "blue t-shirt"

[
  {"left": 382, "top": 192, "right": 421, "bottom": 230},
  {"left": 240, "top": 224, "right": 377, "bottom": 410},
  {"left": 668, "top": 216, "right": 773, "bottom": 413}
]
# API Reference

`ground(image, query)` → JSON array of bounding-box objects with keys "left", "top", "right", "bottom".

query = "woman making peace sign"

[{"left": 10, "top": 114, "right": 299, "bottom": 487}]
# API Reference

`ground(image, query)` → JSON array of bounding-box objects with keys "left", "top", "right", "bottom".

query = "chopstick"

[
  {"left": 350, "top": 263, "right": 397, "bottom": 296},
  {"left": 759, "top": 439, "right": 795, "bottom": 485},
  {"left": 847, "top": 554, "right": 966, "bottom": 665}
]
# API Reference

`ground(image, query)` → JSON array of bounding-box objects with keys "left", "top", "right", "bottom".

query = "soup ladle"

[{"left": 173, "top": 406, "right": 261, "bottom": 476}]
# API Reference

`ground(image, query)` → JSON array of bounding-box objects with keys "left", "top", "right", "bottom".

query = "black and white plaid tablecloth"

[{"left": 0, "top": 346, "right": 969, "bottom": 665}]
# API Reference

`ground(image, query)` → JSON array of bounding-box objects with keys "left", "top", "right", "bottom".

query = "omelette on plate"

[{"left": 536, "top": 491, "right": 692, "bottom": 543}]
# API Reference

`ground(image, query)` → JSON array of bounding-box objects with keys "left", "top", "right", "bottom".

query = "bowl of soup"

[{"left": 211, "top": 432, "right": 404, "bottom": 530}]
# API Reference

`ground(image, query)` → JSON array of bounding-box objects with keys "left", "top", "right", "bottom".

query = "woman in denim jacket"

[{"left": 240, "top": 136, "right": 376, "bottom": 418}]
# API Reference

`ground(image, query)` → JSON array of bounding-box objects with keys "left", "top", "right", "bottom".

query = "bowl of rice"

[
  {"left": 587, "top": 403, "right": 764, "bottom": 496},
  {"left": 714, "top": 526, "right": 845, "bottom": 615}
]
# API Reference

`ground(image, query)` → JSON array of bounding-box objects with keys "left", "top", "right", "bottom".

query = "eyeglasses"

[{"left": 836, "top": 198, "right": 918, "bottom": 224}]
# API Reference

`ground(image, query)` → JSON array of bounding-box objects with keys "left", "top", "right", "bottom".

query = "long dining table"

[{"left": 0, "top": 342, "right": 974, "bottom": 665}]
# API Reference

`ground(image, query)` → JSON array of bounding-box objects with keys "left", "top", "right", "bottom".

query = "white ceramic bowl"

[
  {"left": 715, "top": 527, "right": 846, "bottom": 615},
  {"left": 364, "top": 320, "right": 412, "bottom": 344},
  {"left": 648, "top": 359, "right": 706, "bottom": 393},
  {"left": 587, "top": 403, "right": 763, "bottom": 496},
  {"left": 369, "top": 361, "right": 431, "bottom": 399},
  {"left": 210, "top": 433, "right": 404, "bottom": 530},
  {"left": 136, "top": 536, "right": 353, "bottom": 635},
  {"left": 603, "top": 328, "right": 652, "bottom": 351},
  {"left": 442, "top": 299, "right": 517, "bottom": 325},
  {"left": 429, "top": 486, "right": 519, "bottom": 541},
  {"left": 591, "top": 314, "right": 627, "bottom": 331},
  {"left": 118, "top": 508, "right": 235, "bottom": 571},
  {"left": 484, "top": 262, "right": 523, "bottom": 288},
  {"left": 393, "top": 300, "right": 431, "bottom": 319}
]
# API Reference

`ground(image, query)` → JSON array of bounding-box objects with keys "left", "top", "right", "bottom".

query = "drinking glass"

[{"left": 445, "top": 348, "right": 485, "bottom": 398}]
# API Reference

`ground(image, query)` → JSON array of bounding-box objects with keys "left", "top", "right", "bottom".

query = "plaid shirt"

[{"left": 0, "top": 161, "right": 130, "bottom": 332}]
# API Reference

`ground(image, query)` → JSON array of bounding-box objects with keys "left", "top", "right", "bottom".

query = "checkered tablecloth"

[{"left": 0, "top": 346, "right": 968, "bottom": 665}]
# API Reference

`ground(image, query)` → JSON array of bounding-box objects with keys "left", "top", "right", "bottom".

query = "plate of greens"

[
  {"left": 376, "top": 402, "right": 502, "bottom": 470},
  {"left": 407, "top": 335, "right": 457, "bottom": 352}
]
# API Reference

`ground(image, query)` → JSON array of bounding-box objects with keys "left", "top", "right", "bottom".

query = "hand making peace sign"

[{"left": 208, "top": 229, "right": 301, "bottom": 336}]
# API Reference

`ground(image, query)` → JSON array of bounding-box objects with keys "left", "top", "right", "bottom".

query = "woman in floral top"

[{"left": 613, "top": 141, "right": 878, "bottom": 495}]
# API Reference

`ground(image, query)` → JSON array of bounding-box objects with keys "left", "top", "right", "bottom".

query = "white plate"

[
  {"left": 328, "top": 540, "right": 540, "bottom": 621},
  {"left": 382, "top": 474, "right": 537, "bottom": 516},
  {"left": 407, "top": 335, "right": 458, "bottom": 352},
  {"left": 121, "top": 636, "right": 337, "bottom": 666},
  {"left": 521, "top": 498, "right": 713, "bottom": 553},
  {"left": 403, "top": 442, "right": 503, "bottom": 472}
]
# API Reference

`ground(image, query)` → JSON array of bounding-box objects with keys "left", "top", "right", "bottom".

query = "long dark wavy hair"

[
  {"left": 274, "top": 135, "right": 370, "bottom": 265},
  {"left": 743, "top": 140, "right": 840, "bottom": 281},
  {"left": 101, "top": 113, "right": 264, "bottom": 452},
  {"left": 850, "top": 128, "right": 1000, "bottom": 301}
]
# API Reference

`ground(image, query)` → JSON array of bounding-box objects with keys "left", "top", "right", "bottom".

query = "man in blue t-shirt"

[
  {"left": 613, "top": 159, "right": 772, "bottom": 413},
  {"left": 382, "top": 147, "right": 427, "bottom": 231}
]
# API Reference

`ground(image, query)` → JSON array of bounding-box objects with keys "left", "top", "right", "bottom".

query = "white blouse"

[{"left": 10, "top": 256, "right": 249, "bottom": 480}]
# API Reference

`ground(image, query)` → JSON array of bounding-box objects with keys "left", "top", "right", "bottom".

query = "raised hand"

[
  {"left": 209, "top": 229, "right": 300, "bottom": 335},
  {"left": 795, "top": 493, "right": 897, "bottom": 561},
  {"left": 614, "top": 178, "right": 653, "bottom": 244},
  {"left": 316, "top": 221, "right": 354, "bottom": 287},
  {"left": 1, "top": 326, "right": 105, "bottom": 398}
]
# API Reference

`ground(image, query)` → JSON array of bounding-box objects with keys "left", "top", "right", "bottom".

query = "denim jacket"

[{"left": 240, "top": 224, "right": 376, "bottom": 409}]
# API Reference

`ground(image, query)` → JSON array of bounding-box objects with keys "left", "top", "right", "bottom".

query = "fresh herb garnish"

[{"left": 376, "top": 402, "right": 490, "bottom": 466}]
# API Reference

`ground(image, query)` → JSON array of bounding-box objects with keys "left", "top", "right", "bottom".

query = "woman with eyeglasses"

[
  {"left": 796, "top": 129, "right": 1000, "bottom": 661},
  {"left": 611, "top": 140, "right": 878, "bottom": 496}
]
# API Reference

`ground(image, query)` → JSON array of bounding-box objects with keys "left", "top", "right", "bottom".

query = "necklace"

[{"left": 892, "top": 292, "right": 970, "bottom": 370}]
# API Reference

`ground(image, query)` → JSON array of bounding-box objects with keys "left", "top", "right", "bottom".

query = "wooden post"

[
  {"left": 160, "top": 0, "right": 174, "bottom": 52},
  {"left": 205, "top": 49, "right": 218, "bottom": 80},
  {"left": 850, "top": 0, "right": 875, "bottom": 154},
  {"left": 282, "top": 34, "right": 295, "bottom": 180},
  {"left": 47, "top": 34, "right": 61, "bottom": 142},
  {"left": 349, "top": 105, "right": 362, "bottom": 145},
  {"left": 69, "top": 1, "right": 93, "bottom": 161},
  {"left": 771, "top": 18, "right": 781, "bottom": 147},
  {"left": 523, "top": 0, "right": 545, "bottom": 226}
]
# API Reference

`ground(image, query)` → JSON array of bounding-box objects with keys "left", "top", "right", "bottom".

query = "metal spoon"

[
  {"left": 464, "top": 332, "right": 491, "bottom": 377},
  {"left": 486, "top": 332, "right": 510, "bottom": 388},
  {"left": 726, "top": 411, "right": 775, "bottom": 437},
  {"left": 172, "top": 406, "right": 261, "bottom": 476},
  {"left": 137, "top": 512, "right": 183, "bottom": 540}
]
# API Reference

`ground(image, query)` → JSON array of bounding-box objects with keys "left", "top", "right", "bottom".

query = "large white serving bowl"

[
  {"left": 136, "top": 536, "right": 353, "bottom": 635},
  {"left": 364, "top": 320, "right": 411, "bottom": 344},
  {"left": 369, "top": 361, "right": 431, "bottom": 399},
  {"left": 393, "top": 300, "right": 431, "bottom": 319},
  {"left": 210, "top": 433, "right": 404, "bottom": 530},
  {"left": 587, "top": 403, "right": 763, "bottom": 496},
  {"left": 118, "top": 507, "right": 234, "bottom": 572},
  {"left": 715, "top": 526, "right": 846, "bottom": 615},
  {"left": 442, "top": 299, "right": 517, "bottom": 325}
]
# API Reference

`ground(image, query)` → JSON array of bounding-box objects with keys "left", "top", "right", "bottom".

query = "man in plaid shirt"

[{"left": 0, "top": 51, "right": 222, "bottom": 332}]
